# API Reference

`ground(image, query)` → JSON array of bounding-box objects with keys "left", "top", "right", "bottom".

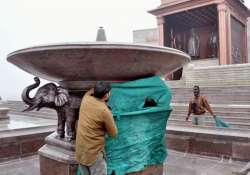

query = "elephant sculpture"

[{"left": 22, "top": 77, "right": 82, "bottom": 141}]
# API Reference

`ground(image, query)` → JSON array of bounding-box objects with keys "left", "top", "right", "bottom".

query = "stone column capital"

[
  {"left": 217, "top": 3, "right": 227, "bottom": 12},
  {"left": 157, "top": 17, "right": 165, "bottom": 25}
]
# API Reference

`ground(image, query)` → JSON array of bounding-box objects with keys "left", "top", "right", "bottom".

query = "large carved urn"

[{"left": 7, "top": 36, "right": 190, "bottom": 175}]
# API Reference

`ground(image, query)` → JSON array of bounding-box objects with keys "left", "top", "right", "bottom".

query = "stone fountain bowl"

[{"left": 7, "top": 42, "right": 190, "bottom": 90}]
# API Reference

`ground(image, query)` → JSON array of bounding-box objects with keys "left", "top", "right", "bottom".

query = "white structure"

[
  {"left": 248, "top": 18, "right": 250, "bottom": 62},
  {"left": 133, "top": 28, "right": 158, "bottom": 45}
]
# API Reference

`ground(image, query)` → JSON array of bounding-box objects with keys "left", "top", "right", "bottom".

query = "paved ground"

[
  {"left": 0, "top": 150, "right": 247, "bottom": 175},
  {"left": 164, "top": 151, "right": 247, "bottom": 175},
  {"left": 0, "top": 156, "right": 39, "bottom": 175}
]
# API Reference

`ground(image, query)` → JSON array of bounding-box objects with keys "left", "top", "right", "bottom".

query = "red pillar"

[
  {"left": 157, "top": 17, "right": 173, "bottom": 80},
  {"left": 157, "top": 17, "right": 165, "bottom": 46},
  {"left": 243, "top": 24, "right": 248, "bottom": 63},
  {"left": 217, "top": 3, "right": 230, "bottom": 65}
]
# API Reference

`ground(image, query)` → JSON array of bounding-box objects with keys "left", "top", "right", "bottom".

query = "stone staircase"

[
  {"left": 182, "top": 63, "right": 250, "bottom": 87},
  {"left": 167, "top": 62, "right": 250, "bottom": 131},
  {"left": 167, "top": 86, "right": 250, "bottom": 130},
  {"left": 169, "top": 103, "right": 250, "bottom": 130},
  {"left": 170, "top": 86, "right": 250, "bottom": 104}
]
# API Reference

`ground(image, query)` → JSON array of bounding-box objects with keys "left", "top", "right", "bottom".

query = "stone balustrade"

[{"left": 0, "top": 108, "right": 10, "bottom": 120}]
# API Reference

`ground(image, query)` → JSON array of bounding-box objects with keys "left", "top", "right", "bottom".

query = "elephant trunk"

[
  {"left": 23, "top": 98, "right": 42, "bottom": 112},
  {"left": 22, "top": 77, "right": 40, "bottom": 105}
]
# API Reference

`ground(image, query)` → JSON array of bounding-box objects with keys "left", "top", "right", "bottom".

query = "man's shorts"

[{"left": 192, "top": 115, "right": 206, "bottom": 126}]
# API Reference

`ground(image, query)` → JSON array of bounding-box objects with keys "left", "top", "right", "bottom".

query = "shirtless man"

[{"left": 186, "top": 85, "right": 216, "bottom": 125}]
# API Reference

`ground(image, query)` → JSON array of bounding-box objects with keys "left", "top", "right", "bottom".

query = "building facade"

[
  {"left": 134, "top": 18, "right": 250, "bottom": 65},
  {"left": 248, "top": 19, "right": 250, "bottom": 62},
  {"left": 145, "top": 0, "right": 250, "bottom": 65},
  {"left": 133, "top": 28, "right": 158, "bottom": 45}
]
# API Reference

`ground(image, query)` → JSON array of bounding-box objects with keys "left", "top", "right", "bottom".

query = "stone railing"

[{"left": 0, "top": 108, "right": 10, "bottom": 120}]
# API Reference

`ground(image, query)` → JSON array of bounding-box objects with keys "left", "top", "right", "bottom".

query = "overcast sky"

[{"left": 0, "top": 0, "right": 250, "bottom": 100}]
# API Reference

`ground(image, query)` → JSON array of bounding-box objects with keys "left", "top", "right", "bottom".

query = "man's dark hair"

[
  {"left": 93, "top": 82, "right": 111, "bottom": 99},
  {"left": 194, "top": 85, "right": 200, "bottom": 90}
]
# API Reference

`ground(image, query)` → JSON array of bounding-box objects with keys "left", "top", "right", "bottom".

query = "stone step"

[
  {"left": 168, "top": 119, "right": 250, "bottom": 130},
  {"left": 172, "top": 93, "right": 250, "bottom": 98},
  {"left": 1, "top": 101, "right": 56, "bottom": 120},
  {"left": 2, "top": 102, "right": 55, "bottom": 113},
  {"left": 1, "top": 102, "right": 56, "bottom": 114},
  {"left": 1, "top": 108, "right": 55, "bottom": 117},
  {"left": 172, "top": 86, "right": 250, "bottom": 89},
  {"left": 172, "top": 96, "right": 250, "bottom": 100},
  {"left": 7, "top": 107, "right": 56, "bottom": 115},
  {"left": 170, "top": 112, "right": 250, "bottom": 119},
  {"left": 7, "top": 108, "right": 56, "bottom": 118},
  {"left": 169, "top": 114, "right": 250, "bottom": 123},
  {"left": 182, "top": 64, "right": 250, "bottom": 87},
  {"left": 9, "top": 111, "right": 57, "bottom": 120},
  {"left": 171, "top": 91, "right": 250, "bottom": 94},
  {"left": 172, "top": 98, "right": 250, "bottom": 105},
  {"left": 171, "top": 107, "right": 250, "bottom": 113},
  {"left": 171, "top": 112, "right": 250, "bottom": 117},
  {"left": 185, "top": 73, "right": 250, "bottom": 78},
  {"left": 170, "top": 111, "right": 250, "bottom": 118},
  {"left": 172, "top": 100, "right": 250, "bottom": 105},
  {"left": 171, "top": 104, "right": 250, "bottom": 112}
]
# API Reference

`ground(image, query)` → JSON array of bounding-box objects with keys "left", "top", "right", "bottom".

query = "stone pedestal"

[
  {"left": 167, "top": 125, "right": 250, "bottom": 161},
  {"left": 126, "top": 165, "right": 163, "bottom": 175},
  {"left": 39, "top": 132, "right": 164, "bottom": 175},
  {"left": 0, "top": 108, "right": 10, "bottom": 120},
  {"left": 38, "top": 132, "right": 78, "bottom": 175}
]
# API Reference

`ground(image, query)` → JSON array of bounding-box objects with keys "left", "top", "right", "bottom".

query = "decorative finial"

[{"left": 96, "top": 27, "right": 107, "bottom": 41}]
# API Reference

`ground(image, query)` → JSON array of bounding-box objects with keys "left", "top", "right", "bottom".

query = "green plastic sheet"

[
  {"left": 77, "top": 167, "right": 81, "bottom": 175},
  {"left": 105, "top": 76, "right": 172, "bottom": 175},
  {"left": 215, "top": 116, "right": 230, "bottom": 128}
]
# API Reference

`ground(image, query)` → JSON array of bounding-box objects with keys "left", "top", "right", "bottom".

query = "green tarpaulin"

[
  {"left": 105, "top": 76, "right": 172, "bottom": 175},
  {"left": 215, "top": 116, "right": 230, "bottom": 128}
]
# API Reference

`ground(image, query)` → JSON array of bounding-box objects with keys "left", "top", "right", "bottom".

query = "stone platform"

[
  {"left": 0, "top": 114, "right": 56, "bottom": 162},
  {"left": 166, "top": 125, "right": 250, "bottom": 161},
  {"left": 0, "top": 150, "right": 247, "bottom": 175}
]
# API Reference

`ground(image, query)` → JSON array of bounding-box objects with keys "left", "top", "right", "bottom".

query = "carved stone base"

[
  {"left": 38, "top": 132, "right": 78, "bottom": 175},
  {"left": 39, "top": 132, "right": 164, "bottom": 175},
  {"left": 126, "top": 165, "right": 163, "bottom": 175}
]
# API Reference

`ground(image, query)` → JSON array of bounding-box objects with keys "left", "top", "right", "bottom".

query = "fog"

[
  {"left": 0, "top": 0, "right": 249, "bottom": 100},
  {"left": 0, "top": 0, "right": 159, "bottom": 100}
]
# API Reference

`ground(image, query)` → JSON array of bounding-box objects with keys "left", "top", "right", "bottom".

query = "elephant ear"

[{"left": 55, "top": 87, "right": 69, "bottom": 107}]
